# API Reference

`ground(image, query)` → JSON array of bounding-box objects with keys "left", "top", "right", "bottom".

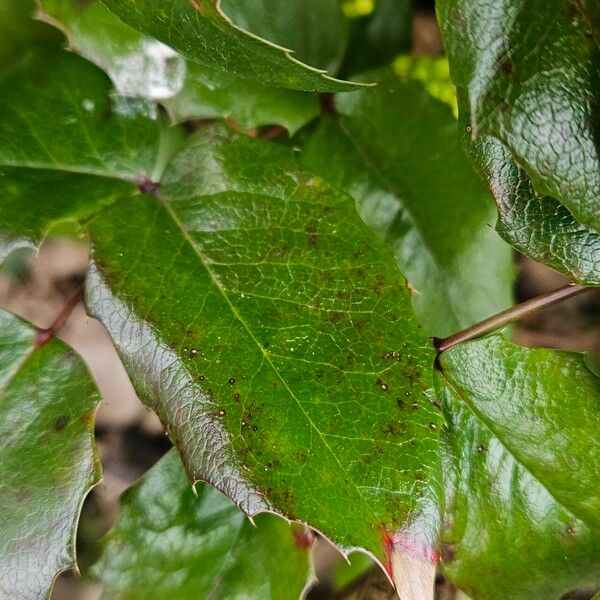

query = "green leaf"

[
  {"left": 94, "top": 450, "right": 311, "bottom": 599},
  {"left": 38, "top": 0, "right": 319, "bottom": 133},
  {"left": 221, "top": 0, "right": 349, "bottom": 74},
  {"left": 0, "top": 0, "right": 61, "bottom": 73},
  {"left": 300, "top": 67, "right": 513, "bottom": 337},
  {"left": 99, "top": 0, "right": 360, "bottom": 91},
  {"left": 339, "top": 0, "right": 412, "bottom": 77},
  {"left": 82, "top": 125, "right": 444, "bottom": 562},
  {"left": 465, "top": 129, "right": 600, "bottom": 286},
  {"left": 0, "top": 45, "right": 445, "bottom": 564},
  {"left": 0, "top": 169, "right": 134, "bottom": 262},
  {"left": 438, "top": 335, "right": 600, "bottom": 599},
  {"left": 0, "top": 48, "right": 166, "bottom": 181},
  {"left": 437, "top": 0, "right": 600, "bottom": 232},
  {"left": 0, "top": 309, "right": 101, "bottom": 599},
  {"left": 440, "top": 335, "right": 600, "bottom": 530}
]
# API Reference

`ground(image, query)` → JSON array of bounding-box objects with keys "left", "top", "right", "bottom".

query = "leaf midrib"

[{"left": 157, "top": 194, "right": 379, "bottom": 528}]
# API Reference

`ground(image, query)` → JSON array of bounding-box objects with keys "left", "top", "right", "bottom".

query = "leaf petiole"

[{"left": 434, "top": 283, "right": 593, "bottom": 354}]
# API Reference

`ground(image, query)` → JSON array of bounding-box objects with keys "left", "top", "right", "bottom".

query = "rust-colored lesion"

[{"left": 188, "top": 0, "right": 217, "bottom": 18}]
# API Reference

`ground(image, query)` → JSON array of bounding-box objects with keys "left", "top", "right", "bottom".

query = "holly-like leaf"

[
  {"left": 437, "top": 335, "right": 600, "bottom": 599},
  {"left": 300, "top": 67, "right": 513, "bottom": 337},
  {"left": 38, "top": 0, "right": 319, "bottom": 132},
  {"left": 83, "top": 125, "right": 444, "bottom": 562},
  {"left": 93, "top": 449, "right": 312, "bottom": 599},
  {"left": 99, "top": 0, "right": 361, "bottom": 92},
  {"left": 441, "top": 335, "right": 600, "bottom": 532},
  {"left": 0, "top": 309, "right": 101, "bottom": 599},
  {"left": 437, "top": 0, "right": 600, "bottom": 232},
  {"left": 0, "top": 44, "right": 444, "bottom": 563}
]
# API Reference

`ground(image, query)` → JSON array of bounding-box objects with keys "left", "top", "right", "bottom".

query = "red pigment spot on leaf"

[
  {"left": 188, "top": 0, "right": 213, "bottom": 16},
  {"left": 292, "top": 527, "right": 315, "bottom": 549},
  {"left": 35, "top": 329, "right": 53, "bottom": 348},
  {"left": 380, "top": 528, "right": 440, "bottom": 577}
]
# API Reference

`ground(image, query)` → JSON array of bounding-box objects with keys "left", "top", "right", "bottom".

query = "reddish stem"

[
  {"left": 434, "top": 283, "right": 592, "bottom": 354},
  {"left": 36, "top": 285, "right": 84, "bottom": 347}
]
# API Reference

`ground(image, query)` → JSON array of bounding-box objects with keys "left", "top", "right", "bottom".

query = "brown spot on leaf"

[
  {"left": 54, "top": 415, "right": 69, "bottom": 431},
  {"left": 441, "top": 542, "right": 456, "bottom": 563}
]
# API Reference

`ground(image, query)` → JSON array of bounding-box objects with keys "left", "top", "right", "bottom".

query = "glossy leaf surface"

[
  {"left": 94, "top": 449, "right": 311, "bottom": 599},
  {"left": 441, "top": 335, "right": 600, "bottom": 530},
  {"left": 39, "top": 0, "right": 319, "bottom": 132},
  {"left": 437, "top": 0, "right": 600, "bottom": 232},
  {"left": 0, "top": 40, "right": 444, "bottom": 562},
  {"left": 84, "top": 125, "right": 444, "bottom": 561},
  {"left": 438, "top": 335, "right": 600, "bottom": 599},
  {"left": 0, "top": 48, "right": 164, "bottom": 181},
  {"left": 221, "top": 0, "right": 349, "bottom": 73},
  {"left": 466, "top": 130, "right": 600, "bottom": 285},
  {"left": 301, "top": 68, "right": 513, "bottom": 337},
  {"left": 99, "top": 0, "right": 360, "bottom": 91},
  {"left": 0, "top": 310, "right": 101, "bottom": 599}
]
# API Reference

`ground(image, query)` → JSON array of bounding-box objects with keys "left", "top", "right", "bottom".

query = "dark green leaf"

[
  {"left": 464, "top": 127, "right": 600, "bottom": 285},
  {"left": 94, "top": 450, "right": 311, "bottom": 599},
  {"left": 0, "top": 309, "right": 101, "bottom": 599},
  {"left": 0, "top": 48, "right": 166, "bottom": 181},
  {"left": 99, "top": 0, "right": 360, "bottom": 91},
  {"left": 83, "top": 125, "right": 444, "bottom": 561},
  {"left": 340, "top": 0, "right": 412, "bottom": 76},
  {"left": 38, "top": 0, "right": 319, "bottom": 132},
  {"left": 441, "top": 335, "right": 600, "bottom": 530},
  {"left": 437, "top": 0, "right": 600, "bottom": 232},
  {"left": 438, "top": 335, "right": 600, "bottom": 599},
  {"left": 301, "top": 67, "right": 513, "bottom": 337},
  {"left": 221, "top": 0, "right": 349, "bottom": 73},
  {"left": 0, "top": 0, "right": 61, "bottom": 73},
  {"left": 0, "top": 42, "right": 444, "bottom": 563}
]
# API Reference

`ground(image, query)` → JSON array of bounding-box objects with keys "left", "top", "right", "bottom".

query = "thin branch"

[
  {"left": 434, "top": 283, "right": 593, "bottom": 354},
  {"left": 36, "top": 285, "right": 84, "bottom": 347}
]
